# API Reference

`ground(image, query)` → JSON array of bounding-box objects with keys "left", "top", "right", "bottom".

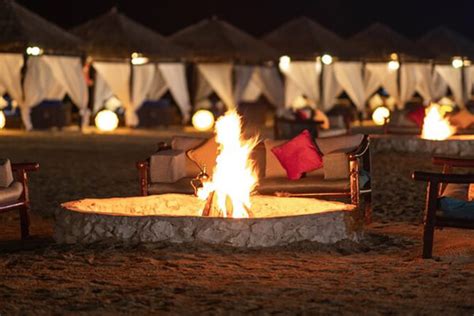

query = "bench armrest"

[
  {"left": 432, "top": 156, "right": 474, "bottom": 168},
  {"left": 11, "top": 162, "right": 39, "bottom": 172},
  {"left": 413, "top": 171, "right": 474, "bottom": 184}
]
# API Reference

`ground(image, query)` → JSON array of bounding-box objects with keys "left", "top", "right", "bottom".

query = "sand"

[{"left": 0, "top": 130, "right": 473, "bottom": 314}]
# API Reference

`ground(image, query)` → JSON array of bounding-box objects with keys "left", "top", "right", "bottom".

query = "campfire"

[
  {"left": 196, "top": 111, "right": 259, "bottom": 218},
  {"left": 421, "top": 103, "right": 456, "bottom": 141}
]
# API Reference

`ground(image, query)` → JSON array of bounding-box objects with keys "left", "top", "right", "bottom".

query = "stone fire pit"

[
  {"left": 56, "top": 194, "right": 361, "bottom": 248},
  {"left": 371, "top": 134, "right": 474, "bottom": 156}
]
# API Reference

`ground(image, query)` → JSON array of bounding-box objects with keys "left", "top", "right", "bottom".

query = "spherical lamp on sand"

[
  {"left": 95, "top": 110, "right": 119, "bottom": 132},
  {"left": 192, "top": 110, "right": 215, "bottom": 131},
  {"left": 0, "top": 111, "right": 5, "bottom": 129},
  {"left": 372, "top": 106, "right": 390, "bottom": 125}
]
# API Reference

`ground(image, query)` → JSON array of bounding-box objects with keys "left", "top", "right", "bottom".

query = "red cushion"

[
  {"left": 406, "top": 106, "right": 426, "bottom": 127},
  {"left": 271, "top": 130, "right": 323, "bottom": 180}
]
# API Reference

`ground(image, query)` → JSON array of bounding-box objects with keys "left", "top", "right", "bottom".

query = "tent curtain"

[
  {"left": 282, "top": 61, "right": 320, "bottom": 106},
  {"left": 399, "top": 63, "right": 418, "bottom": 106},
  {"left": 434, "top": 65, "right": 463, "bottom": 106},
  {"left": 194, "top": 70, "right": 213, "bottom": 104},
  {"left": 241, "top": 70, "right": 262, "bottom": 102},
  {"left": 197, "top": 63, "right": 236, "bottom": 109},
  {"left": 364, "top": 63, "right": 399, "bottom": 106},
  {"left": 464, "top": 66, "right": 474, "bottom": 100},
  {"left": 43, "top": 56, "right": 90, "bottom": 128},
  {"left": 322, "top": 64, "right": 343, "bottom": 111},
  {"left": 130, "top": 64, "right": 156, "bottom": 127},
  {"left": 255, "top": 66, "right": 284, "bottom": 108},
  {"left": 284, "top": 77, "right": 303, "bottom": 108},
  {"left": 147, "top": 67, "right": 168, "bottom": 101},
  {"left": 23, "top": 57, "right": 67, "bottom": 130},
  {"left": 93, "top": 62, "right": 132, "bottom": 125},
  {"left": 158, "top": 63, "right": 191, "bottom": 123},
  {"left": 0, "top": 53, "right": 23, "bottom": 106},
  {"left": 333, "top": 62, "right": 365, "bottom": 111},
  {"left": 413, "top": 64, "right": 434, "bottom": 102},
  {"left": 234, "top": 65, "right": 255, "bottom": 104}
]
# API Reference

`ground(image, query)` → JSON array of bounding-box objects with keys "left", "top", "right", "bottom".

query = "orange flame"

[
  {"left": 421, "top": 103, "right": 456, "bottom": 141},
  {"left": 197, "top": 111, "right": 259, "bottom": 218}
]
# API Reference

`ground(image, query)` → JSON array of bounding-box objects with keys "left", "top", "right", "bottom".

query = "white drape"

[
  {"left": 43, "top": 56, "right": 90, "bottom": 128},
  {"left": 333, "top": 62, "right": 365, "bottom": 111},
  {"left": 234, "top": 65, "right": 255, "bottom": 103},
  {"left": 147, "top": 68, "right": 168, "bottom": 101},
  {"left": 23, "top": 57, "right": 66, "bottom": 130},
  {"left": 322, "top": 64, "right": 343, "bottom": 111},
  {"left": 194, "top": 70, "right": 213, "bottom": 104},
  {"left": 464, "top": 66, "right": 474, "bottom": 100},
  {"left": 255, "top": 66, "right": 284, "bottom": 108},
  {"left": 434, "top": 65, "right": 463, "bottom": 106},
  {"left": 241, "top": 70, "right": 262, "bottom": 102},
  {"left": 399, "top": 63, "right": 418, "bottom": 106},
  {"left": 158, "top": 63, "right": 191, "bottom": 123},
  {"left": 364, "top": 63, "right": 399, "bottom": 105},
  {"left": 197, "top": 63, "right": 236, "bottom": 109},
  {"left": 413, "top": 64, "right": 434, "bottom": 103},
  {"left": 130, "top": 64, "right": 156, "bottom": 127},
  {"left": 284, "top": 78, "right": 303, "bottom": 108},
  {"left": 93, "top": 62, "right": 131, "bottom": 124},
  {"left": 431, "top": 70, "right": 448, "bottom": 101},
  {"left": 281, "top": 61, "right": 320, "bottom": 106},
  {"left": 0, "top": 53, "right": 23, "bottom": 106}
]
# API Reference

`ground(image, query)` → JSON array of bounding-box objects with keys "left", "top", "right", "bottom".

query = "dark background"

[{"left": 17, "top": 0, "right": 474, "bottom": 39}]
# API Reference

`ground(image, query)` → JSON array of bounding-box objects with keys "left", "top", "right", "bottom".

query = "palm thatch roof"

[
  {"left": 350, "top": 22, "right": 428, "bottom": 61},
  {"left": 263, "top": 16, "right": 360, "bottom": 60},
  {"left": 169, "top": 17, "right": 278, "bottom": 63},
  {"left": 72, "top": 8, "right": 185, "bottom": 61},
  {"left": 418, "top": 26, "right": 474, "bottom": 61},
  {"left": 0, "top": 0, "right": 82, "bottom": 55}
]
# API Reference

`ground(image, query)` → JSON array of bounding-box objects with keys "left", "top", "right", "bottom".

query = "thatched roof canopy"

[
  {"left": 169, "top": 17, "right": 278, "bottom": 63},
  {"left": 263, "top": 16, "right": 360, "bottom": 60},
  {"left": 350, "top": 22, "right": 428, "bottom": 61},
  {"left": 72, "top": 8, "right": 185, "bottom": 61},
  {"left": 0, "top": 0, "right": 82, "bottom": 55},
  {"left": 418, "top": 26, "right": 474, "bottom": 61}
]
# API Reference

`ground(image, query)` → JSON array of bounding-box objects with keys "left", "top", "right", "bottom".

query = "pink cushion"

[
  {"left": 271, "top": 130, "right": 323, "bottom": 180},
  {"left": 406, "top": 106, "right": 425, "bottom": 127}
]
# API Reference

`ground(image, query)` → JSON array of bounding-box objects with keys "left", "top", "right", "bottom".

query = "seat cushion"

[
  {"left": 0, "top": 159, "right": 14, "bottom": 188},
  {"left": 257, "top": 175, "right": 350, "bottom": 195},
  {"left": 323, "top": 152, "right": 349, "bottom": 180},
  {"left": 149, "top": 150, "right": 186, "bottom": 183},
  {"left": 148, "top": 177, "right": 195, "bottom": 195},
  {"left": 0, "top": 181, "right": 23, "bottom": 205},
  {"left": 186, "top": 137, "right": 218, "bottom": 176},
  {"left": 171, "top": 136, "right": 207, "bottom": 177}
]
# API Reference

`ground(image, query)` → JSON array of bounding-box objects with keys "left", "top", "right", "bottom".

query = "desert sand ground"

[{"left": 0, "top": 129, "right": 473, "bottom": 314}]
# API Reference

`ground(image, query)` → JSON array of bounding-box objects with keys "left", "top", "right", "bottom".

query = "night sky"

[{"left": 16, "top": 0, "right": 474, "bottom": 40}]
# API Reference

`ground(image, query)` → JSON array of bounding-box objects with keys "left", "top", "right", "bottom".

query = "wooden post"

[{"left": 422, "top": 180, "right": 439, "bottom": 259}]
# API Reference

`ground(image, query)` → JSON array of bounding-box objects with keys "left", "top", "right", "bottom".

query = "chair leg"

[
  {"left": 19, "top": 205, "right": 30, "bottom": 240},
  {"left": 422, "top": 220, "right": 435, "bottom": 259},
  {"left": 364, "top": 193, "right": 372, "bottom": 224}
]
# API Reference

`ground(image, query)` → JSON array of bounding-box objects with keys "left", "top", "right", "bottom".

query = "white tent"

[
  {"left": 322, "top": 62, "right": 365, "bottom": 112},
  {"left": 23, "top": 56, "right": 89, "bottom": 130},
  {"left": 94, "top": 61, "right": 191, "bottom": 126},
  {"left": 364, "top": 63, "right": 399, "bottom": 106}
]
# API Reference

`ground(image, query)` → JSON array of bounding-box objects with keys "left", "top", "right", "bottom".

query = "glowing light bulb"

[
  {"left": 26, "top": 46, "right": 43, "bottom": 56},
  {"left": 95, "top": 110, "right": 119, "bottom": 132},
  {"left": 452, "top": 57, "right": 463, "bottom": 69},
  {"left": 388, "top": 60, "right": 400, "bottom": 71},
  {"left": 0, "top": 111, "right": 5, "bottom": 129},
  {"left": 321, "top": 54, "right": 333, "bottom": 65},
  {"left": 192, "top": 110, "right": 215, "bottom": 131},
  {"left": 372, "top": 106, "right": 390, "bottom": 125},
  {"left": 279, "top": 55, "right": 291, "bottom": 72}
]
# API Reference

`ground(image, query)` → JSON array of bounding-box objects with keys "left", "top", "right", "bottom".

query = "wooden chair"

[
  {"left": 0, "top": 162, "right": 39, "bottom": 239},
  {"left": 413, "top": 156, "right": 474, "bottom": 259}
]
